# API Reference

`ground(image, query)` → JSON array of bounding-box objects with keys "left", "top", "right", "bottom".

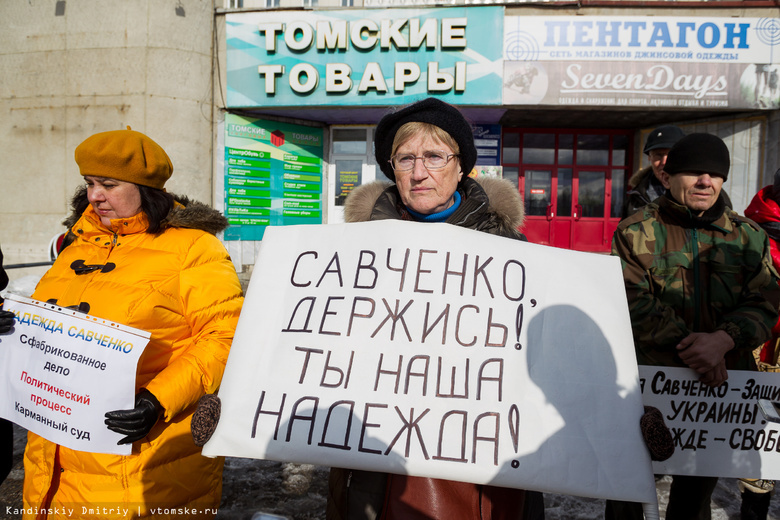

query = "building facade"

[
  {"left": 2, "top": 0, "right": 779, "bottom": 281},
  {"left": 1, "top": 0, "right": 217, "bottom": 282}
]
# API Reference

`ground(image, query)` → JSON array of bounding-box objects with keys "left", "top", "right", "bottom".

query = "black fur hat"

[
  {"left": 374, "top": 98, "right": 477, "bottom": 182},
  {"left": 663, "top": 133, "right": 730, "bottom": 180}
]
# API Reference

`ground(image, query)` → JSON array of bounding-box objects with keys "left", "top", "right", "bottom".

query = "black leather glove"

[
  {"left": 0, "top": 309, "right": 14, "bottom": 334},
  {"left": 104, "top": 389, "right": 162, "bottom": 445}
]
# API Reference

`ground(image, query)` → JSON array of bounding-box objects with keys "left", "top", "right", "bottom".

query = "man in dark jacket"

[
  {"left": 623, "top": 125, "right": 732, "bottom": 219},
  {"left": 622, "top": 125, "right": 685, "bottom": 219},
  {"left": 611, "top": 134, "right": 780, "bottom": 519}
]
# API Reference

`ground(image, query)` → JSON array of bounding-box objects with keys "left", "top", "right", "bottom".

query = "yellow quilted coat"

[{"left": 23, "top": 197, "right": 243, "bottom": 520}]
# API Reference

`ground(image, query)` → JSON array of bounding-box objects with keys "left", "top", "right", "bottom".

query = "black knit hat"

[
  {"left": 643, "top": 125, "right": 685, "bottom": 154},
  {"left": 374, "top": 97, "right": 477, "bottom": 182},
  {"left": 663, "top": 133, "right": 730, "bottom": 180}
]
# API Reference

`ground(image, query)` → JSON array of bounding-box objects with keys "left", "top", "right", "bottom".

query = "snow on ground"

[
  {"left": 215, "top": 460, "right": 779, "bottom": 519},
  {"left": 2, "top": 422, "right": 780, "bottom": 519},
  {"left": 2, "top": 274, "right": 42, "bottom": 300}
]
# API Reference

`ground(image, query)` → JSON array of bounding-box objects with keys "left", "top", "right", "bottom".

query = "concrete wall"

[{"left": 0, "top": 0, "right": 216, "bottom": 284}]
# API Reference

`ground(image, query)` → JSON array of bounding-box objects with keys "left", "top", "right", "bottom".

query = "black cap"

[
  {"left": 663, "top": 133, "right": 730, "bottom": 180},
  {"left": 643, "top": 125, "right": 686, "bottom": 154},
  {"left": 374, "top": 97, "right": 477, "bottom": 182}
]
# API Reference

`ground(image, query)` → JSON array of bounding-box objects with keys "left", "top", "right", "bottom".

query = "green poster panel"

[{"left": 223, "top": 114, "right": 324, "bottom": 241}]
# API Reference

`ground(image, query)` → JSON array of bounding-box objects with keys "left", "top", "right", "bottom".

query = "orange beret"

[{"left": 74, "top": 127, "right": 173, "bottom": 189}]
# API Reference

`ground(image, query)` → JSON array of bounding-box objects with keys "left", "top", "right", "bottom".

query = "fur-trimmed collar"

[
  {"left": 163, "top": 195, "right": 229, "bottom": 235},
  {"left": 344, "top": 176, "right": 525, "bottom": 230},
  {"left": 64, "top": 193, "right": 228, "bottom": 236},
  {"left": 344, "top": 182, "right": 389, "bottom": 223},
  {"left": 476, "top": 176, "right": 526, "bottom": 230},
  {"left": 628, "top": 166, "right": 653, "bottom": 190}
]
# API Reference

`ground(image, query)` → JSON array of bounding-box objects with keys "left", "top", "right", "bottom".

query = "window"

[
  {"left": 329, "top": 127, "right": 374, "bottom": 220},
  {"left": 333, "top": 129, "right": 368, "bottom": 155},
  {"left": 522, "top": 134, "right": 555, "bottom": 165},
  {"left": 576, "top": 134, "right": 610, "bottom": 166}
]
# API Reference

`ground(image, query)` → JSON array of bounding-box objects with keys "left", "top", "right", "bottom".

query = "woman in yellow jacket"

[{"left": 23, "top": 128, "right": 244, "bottom": 519}]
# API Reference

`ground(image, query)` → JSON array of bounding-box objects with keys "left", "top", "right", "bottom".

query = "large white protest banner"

[
  {"left": 204, "top": 220, "right": 657, "bottom": 503},
  {"left": 0, "top": 295, "right": 150, "bottom": 455},
  {"left": 640, "top": 365, "right": 780, "bottom": 479}
]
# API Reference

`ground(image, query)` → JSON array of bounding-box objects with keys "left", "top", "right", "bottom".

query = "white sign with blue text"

[
  {"left": 505, "top": 16, "right": 780, "bottom": 63},
  {"left": 0, "top": 295, "right": 150, "bottom": 455}
]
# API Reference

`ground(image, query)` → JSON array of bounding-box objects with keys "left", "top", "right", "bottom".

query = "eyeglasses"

[{"left": 389, "top": 151, "right": 459, "bottom": 172}]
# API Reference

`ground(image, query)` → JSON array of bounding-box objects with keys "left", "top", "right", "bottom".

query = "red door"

[{"left": 503, "top": 130, "right": 630, "bottom": 252}]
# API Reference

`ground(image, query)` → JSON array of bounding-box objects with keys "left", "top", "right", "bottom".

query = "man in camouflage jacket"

[{"left": 610, "top": 133, "right": 780, "bottom": 520}]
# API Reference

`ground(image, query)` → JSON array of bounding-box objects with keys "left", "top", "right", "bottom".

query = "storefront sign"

[
  {"left": 334, "top": 160, "right": 362, "bottom": 207},
  {"left": 473, "top": 124, "right": 501, "bottom": 167},
  {"left": 505, "top": 60, "right": 776, "bottom": 110},
  {"left": 204, "top": 220, "right": 657, "bottom": 504},
  {"left": 640, "top": 366, "right": 780, "bottom": 479},
  {"left": 0, "top": 295, "right": 150, "bottom": 455},
  {"left": 505, "top": 16, "right": 780, "bottom": 109},
  {"left": 226, "top": 7, "right": 504, "bottom": 106},
  {"left": 224, "top": 114, "right": 323, "bottom": 241}
]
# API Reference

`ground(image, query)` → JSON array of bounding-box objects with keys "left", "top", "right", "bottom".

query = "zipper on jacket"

[
  {"left": 452, "top": 200, "right": 486, "bottom": 227},
  {"left": 691, "top": 227, "right": 701, "bottom": 330},
  {"left": 344, "top": 470, "right": 353, "bottom": 520}
]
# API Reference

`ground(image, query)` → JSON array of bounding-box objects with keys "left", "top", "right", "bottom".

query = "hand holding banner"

[{"left": 641, "top": 365, "right": 780, "bottom": 479}]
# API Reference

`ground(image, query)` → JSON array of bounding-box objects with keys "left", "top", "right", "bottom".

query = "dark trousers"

[
  {"left": 605, "top": 499, "right": 643, "bottom": 520},
  {"left": 0, "top": 418, "right": 12, "bottom": 484},
  {"left": 666, "top": 475, "right": 719, "bottom": 520},
  {"left": 605, "top": 475, "right": 719, "bottom": 520}
]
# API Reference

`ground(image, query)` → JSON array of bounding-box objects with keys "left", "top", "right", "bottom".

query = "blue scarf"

[{"left": 406, "top": 191, "right": 462, "bottom": 222}]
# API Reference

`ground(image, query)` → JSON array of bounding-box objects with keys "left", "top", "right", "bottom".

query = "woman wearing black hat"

[
  {"left": 327, "top": 97, "right": 543, "bottom": 519},
  {"left": 344, "top": 97, "right": 526, "bottom": 239}
]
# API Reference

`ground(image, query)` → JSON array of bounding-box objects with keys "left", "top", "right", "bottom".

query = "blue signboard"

[
  {"left": 473, "top": 124, "right": 501, "bottom": 166},
  {"left": 226, "top": 7, "right": 504, "bottom": 107}
]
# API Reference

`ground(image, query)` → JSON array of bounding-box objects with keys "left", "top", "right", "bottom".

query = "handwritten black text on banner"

[{"left": 204, "top": 220, "right": 656, "bottom": 503}]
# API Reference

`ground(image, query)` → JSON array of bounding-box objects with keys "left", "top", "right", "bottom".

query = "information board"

[{"left": 224, "top": 114, "right": 324, "bottom": 241}]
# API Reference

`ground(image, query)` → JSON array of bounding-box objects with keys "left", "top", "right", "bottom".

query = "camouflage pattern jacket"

[{"left": 612, "top": 193, "right": 780, "bottom": 370}]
